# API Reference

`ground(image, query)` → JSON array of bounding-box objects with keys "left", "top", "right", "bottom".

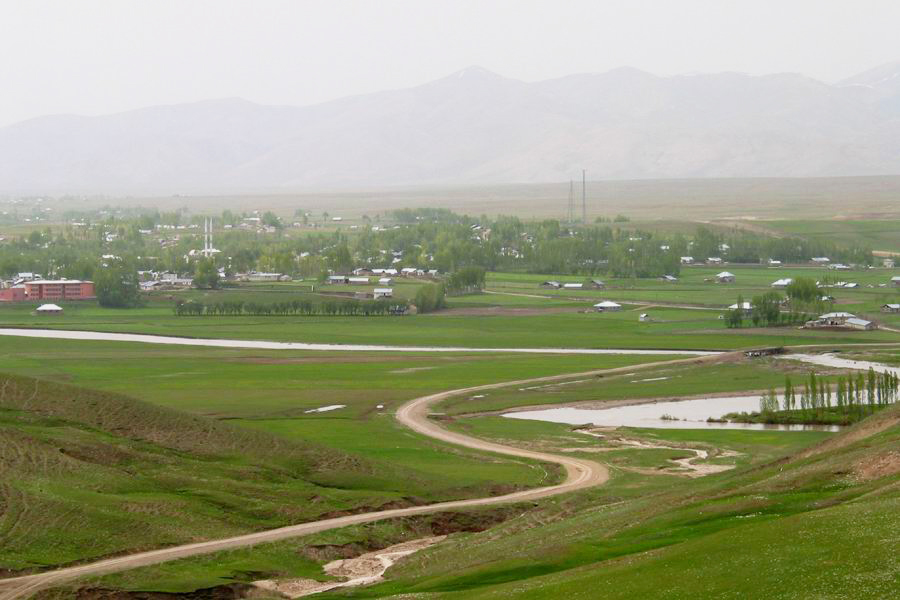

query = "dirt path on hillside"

[{"left": 0, "top": 353, "right": 726, "bottom": 600}]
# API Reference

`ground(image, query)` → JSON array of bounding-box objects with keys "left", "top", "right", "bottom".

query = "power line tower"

[{"left": 581, "top": 169, "right": 586, "bottom": 224}]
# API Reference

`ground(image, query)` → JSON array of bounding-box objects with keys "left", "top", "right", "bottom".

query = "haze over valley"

[{"left": 3, "top": 61, "right": 900, "bottom": 194}]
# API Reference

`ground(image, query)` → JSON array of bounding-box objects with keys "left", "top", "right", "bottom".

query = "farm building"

[
  {"left": 639, "top": 313, "right": 650, "bottom": 322},
  {"left": 328, "top": 275, "right": 349, "bottom": 284},
  {"left": 660, "top": 275, "right": 678, "bottom": 282},
  {"left": 771, "top": 278, "right": 793, "bottom": 288},
  {"left": 563, "top": 283, "right": 584, "bottom": 290},
  {"left": 541, "top": 281, "right": 561, "bottom": 289},
  {"left": 593, "top": 301, "right": 622, "bottom": 312},
  {"left": 374, "top": 288, "right": 393, "bottom": 299},
  {"left": 882, "top": 303, "right": 900, "bottom": 313},
  {"left": 246, "top": 272, "right": 283, "bottom": 282},
  {"left": 378, "top": 277, "right": 394, "bottom": 285},
  {"left": 680, "top": 256, "right": 694, "bottom": 265},
  {"left": 34, "top": 303, "right": 63, "bottom": 315},
  {"left": 707, "top": 257, "right": 723, "bottom": 265},
  {"left": 845, "top": 317, "right": 876, "bottom": 331},
  {"left": 716, "top": 272, "right": 735, "bottom": 283},
  {"left": 811, "top": 257, "right": 831, "bottom": 264},
  {"left": 816, "top": 312, "right": 856, "bottom": 326},
  {"left": 892, "top": 276, "right": 900, "bottom": 287},
  {"left": 589, "top": 280, "right": 605, "bottom": 289},
  {"left": 348, "top": 277, "right": 370, "bottom": 285},
  {"left": 767, "top": 259, "right": 782, "bottom": 267}
]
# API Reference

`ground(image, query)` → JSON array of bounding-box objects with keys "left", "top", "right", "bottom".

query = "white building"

[
  {"left": 374, "top": 288, "right": 393, "bottom": 299},
  {"left": 716, "top": 272, "right": 735, "bottom": 283},
  {"left": 593, "top": 301, "right": 622, "bottom": 312}
]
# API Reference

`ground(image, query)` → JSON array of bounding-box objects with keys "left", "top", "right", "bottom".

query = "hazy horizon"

[{"left": 3, "top": 0, "right": 900, "bottom": 127}]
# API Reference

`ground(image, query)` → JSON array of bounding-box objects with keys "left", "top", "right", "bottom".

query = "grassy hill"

[
  {"left": 347, "top": 405, "right": 900, "bottom": 599},
  {"left": 0, "top": 372, "right": 491, "bottom": 574}
]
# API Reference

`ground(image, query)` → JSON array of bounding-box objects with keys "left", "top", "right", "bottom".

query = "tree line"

[
  {"left": 173, "top": 298, "right": 407, "bottom": 317},
  {"left": 750, "top": 369, "right": 899, "bottom": 425}
]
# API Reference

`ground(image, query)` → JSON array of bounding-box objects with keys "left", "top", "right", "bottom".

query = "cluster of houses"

[{"left": 323, "top": 268, "right": 440, "bottom": 300}]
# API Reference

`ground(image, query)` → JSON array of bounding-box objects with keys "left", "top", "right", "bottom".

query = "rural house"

[
  {"left": 716, "top": 272, "right": 735, "bottom": 283},
  {"left": 593, "top": 301, "right": 622, "bottom": 312}
]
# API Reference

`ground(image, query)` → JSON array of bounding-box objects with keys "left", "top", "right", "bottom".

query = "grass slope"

[
  {"left": 342, "top": 405, "right": 900, "bottom": 599},
  {"left": 0, "top": 372, "right": 540, "bottom": 574}
]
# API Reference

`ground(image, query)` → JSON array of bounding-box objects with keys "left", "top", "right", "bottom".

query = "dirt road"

[{"left": 0, "top": 354, "right": 723, "bottom": 599}]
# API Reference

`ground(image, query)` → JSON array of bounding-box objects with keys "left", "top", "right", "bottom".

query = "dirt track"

[{"left": 0, "top": 353, "right": 724, "bottom": 600}]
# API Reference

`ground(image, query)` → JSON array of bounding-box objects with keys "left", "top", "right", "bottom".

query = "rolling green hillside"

[
  {"left": 345, "top": 405, "right": 900, "bottom": 599},
  {"left": 0, "top": 372, "right": 547, "bottom": 575}
]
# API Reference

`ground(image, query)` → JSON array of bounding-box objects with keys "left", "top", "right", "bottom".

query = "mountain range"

[{"left": 2, "top": 62, "right": 900, "bottom": 194}]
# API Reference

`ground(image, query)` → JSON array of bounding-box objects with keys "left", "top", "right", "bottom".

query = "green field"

[{"left": 752, "top": 219, "right": 900, "bottom": 253}]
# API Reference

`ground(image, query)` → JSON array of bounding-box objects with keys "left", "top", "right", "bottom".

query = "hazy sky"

[{"left": 2, "top": 0, "right": 899, "bottom": 126}]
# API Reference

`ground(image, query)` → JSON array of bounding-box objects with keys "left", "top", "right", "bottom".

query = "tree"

[
  {"left": 193, "top": 258, "right": 220, "bottom": 289},
  {"left": 414, "top": 283, "right": 447, "bottom": 314},
  {"left": 94, "top": 265, "right": 143, "bottom": 308},
  {"left": 786, "top": 277, "right": 819, "bottom": 304}
]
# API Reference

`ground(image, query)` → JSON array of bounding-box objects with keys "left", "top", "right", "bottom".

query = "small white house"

[
  {"left": 373, "top": 288, "right": 393, "bottom": 299},
  {"left": 348, "top": 277, "right": 370, "bottom": 285},
  {"left": 767, "top": 259, "right": 782, "bottom": 267},
  {"left": 378, "top": 277, "right": 394, "bottom": 285},
  {"left": 35, "top": 303, "right": 63, "bottom": 315},
  {"left": 707, "top": 257, "right": 724, "bottom": 265},
  {"left": 771, "top": 278, "right": 793, "bottom": 288},
  {"left": 563, "top": 283, "right": 584, "bottom": 290},
  {"left": 716, "top": 271, "right": 735, "bottom": 283},
  {"left": 680, "top": 256, "right": 694, "bottom": 265},
  {"left": 811, "top": 257, "right": 831, "bottom": 264},
  {"left": 881, "top": 303, "right": 900, "bottom": 313},
  {"left": 728, "top": 301, "right": 753, "bottom": 313},
  {"left": 639, "top": 313, "right": 650, "bottom": 322},
  {"left": 892, "top": 276, "right": 900, "bottom": 287},
  {"left": 593, "top": 301, "right": 622, "bottom": 312},
  {"left": 660, "top": 275, "right": 678, "bottom": 283}
]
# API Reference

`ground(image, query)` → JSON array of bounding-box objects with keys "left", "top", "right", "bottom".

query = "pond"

[{"left": 504, "top": 395, "right": 842, "bottom": 431}]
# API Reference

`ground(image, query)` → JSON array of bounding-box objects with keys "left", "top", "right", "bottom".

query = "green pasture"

[{"left": 0, "top": 299, "right": 895, "bottom": 350}]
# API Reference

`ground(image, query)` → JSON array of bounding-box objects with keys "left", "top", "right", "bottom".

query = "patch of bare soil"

[
  {"left": 578, "top": 430, "right": 740, "bottom": 478},
  {"left": 253, "top": 536, "right": 445, "bottom": 598},
  {"left": 853, "top": 451, "right": 900, "bottom": 481}
]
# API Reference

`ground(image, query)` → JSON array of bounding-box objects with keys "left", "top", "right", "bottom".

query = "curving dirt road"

[{"left": 0, "top": 354, "right": 723, "bottom": 600}]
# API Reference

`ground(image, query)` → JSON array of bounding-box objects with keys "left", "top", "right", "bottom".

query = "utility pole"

[
  {"left": 567, "top": 180, "right": 574, "bottom": 223},
  {"left": 581, "top": 169, "right": 586, "bottom": 224}
]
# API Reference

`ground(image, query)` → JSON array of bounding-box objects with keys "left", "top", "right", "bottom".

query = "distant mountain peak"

[{"left": 1, "top": 61, "right": 900, "bottom": 193}]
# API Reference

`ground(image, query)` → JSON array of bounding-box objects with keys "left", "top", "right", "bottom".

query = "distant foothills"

[{"left": 1, "top": 61, "right": 900, "bottom": 194}]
